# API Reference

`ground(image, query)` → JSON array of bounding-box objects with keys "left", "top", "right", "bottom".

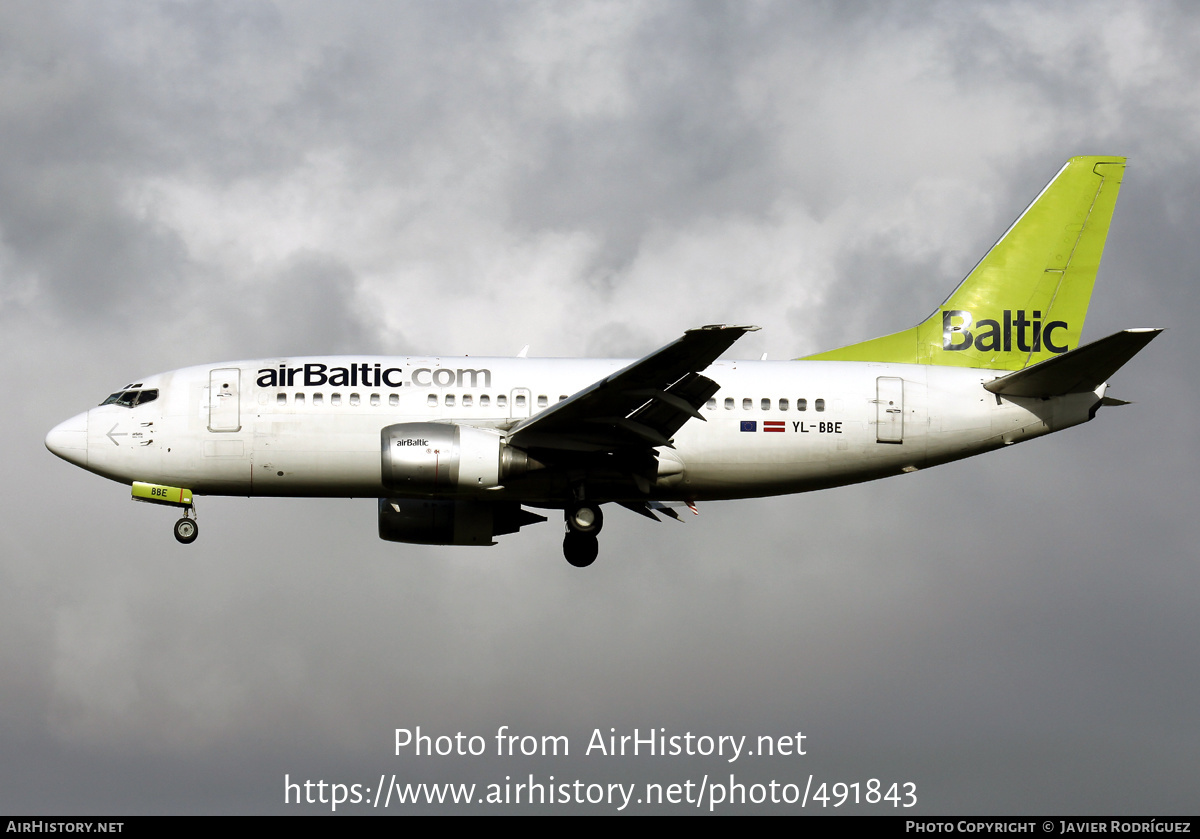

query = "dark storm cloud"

[
  {"left": 2, "top": 0, "right": 1198, "bottom": 815},
  {"left": 0, "top": 10, "right": 188, "bottom": 323},
  {"left": 219, "top": 252, "right": 385, "bottom": 358},
  {"left": 503, "top": 6, "right": 782, "bottom": 269}
]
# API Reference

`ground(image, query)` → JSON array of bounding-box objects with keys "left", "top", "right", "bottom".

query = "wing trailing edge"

[{"left": 508, "top": 324, "right": 758, "bottom": 454}]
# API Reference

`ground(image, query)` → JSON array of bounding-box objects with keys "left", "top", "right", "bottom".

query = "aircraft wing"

[{"left": 508, "top": 324, "right": 759, "bottom": 454}]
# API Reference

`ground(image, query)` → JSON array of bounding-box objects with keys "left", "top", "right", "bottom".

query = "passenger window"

[
  {"left": 742, "top": 398, "right": 752, "bottom": 411},
  {"left": 559, "top": 394, "right": 568, "bottom": 402},
  {"left": 370, "top": 393, "right": 380, "bottom": 406},
  {"left": 389, "top": 394, "right": 398, "bottom": 406},
  {"left": 313, "top": 393, "right": 324, "bottom": 405},
  {"left": 724, "top": 397, "right": 734, "bottom": 410},
  {"left": 516, "top": 395, "right": 526, "bottom": 407},
  {"left": 761, "top": 398, "right": 771, "bottom": 411},
  {"left": 295, "top": 393, "right": 305, "bottom": 405},
  {"left": 480, "top": 395, "right": 490, "bottom": 407},
  {"left": 706, "top": 398, "right": 716, "bottom": 410},
  {"left": 276, "top": 393, "right": 287, "bottom": 405},
  {"left": 797, "top": 398, "right": 807, "bottom": 412},
  {"left": 426, "top": 394, "right": 437, "bottom": 407},
  {"left": 537, "top": 395, "right": 548, "bottom": 408},
  {"left": 779, "top": 398, "right": 789, "bottom": 411},
  {"left": 463, "top": 394, "right": 473, "bottom": 407},
  {"left": 497, "top": 394, "right": 507, "bottom": 408},
  {"left": 331, "top": 393, "right": 342, "bottom": 405},
  {"left": 815, "top": 398, "right": 825, "bottom": 412},
  {"left": 445, "top": 394, "right": 455, "bottom": 407},
  {"left": 350, "top": 393, "right": 360, "bottom": 406}
]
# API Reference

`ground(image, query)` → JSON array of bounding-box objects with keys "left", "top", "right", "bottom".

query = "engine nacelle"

[
  {"left": 381, "top": 422, "right": 532, "bottom": 493},
  {"left": 378, "top": 498, "right": 546, "bottom": 546}
]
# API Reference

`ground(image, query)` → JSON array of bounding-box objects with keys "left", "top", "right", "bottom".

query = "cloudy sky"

[{"left": 3, "top": 0, "right": 1197, "bottom": 814}]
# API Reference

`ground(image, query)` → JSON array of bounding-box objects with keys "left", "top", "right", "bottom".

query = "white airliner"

[{"left": 46, "top": 157, "right": 1159, "bottom": 566}]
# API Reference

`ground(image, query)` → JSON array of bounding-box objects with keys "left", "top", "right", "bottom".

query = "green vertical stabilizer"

[{"left": 803, "top": 156, "right": 1125, "bottom": 370}]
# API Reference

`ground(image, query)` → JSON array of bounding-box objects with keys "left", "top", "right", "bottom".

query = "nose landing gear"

[
  {"left": 131, "top": 482, "right": 199, "bottom": 545},
  {"left": 563, "top": 502, "right": 603, "bottom": 567}
]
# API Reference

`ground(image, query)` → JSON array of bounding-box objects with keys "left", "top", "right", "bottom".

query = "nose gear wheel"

[{"left": 174, "top": 516, "right": 198, "bottom": 544}]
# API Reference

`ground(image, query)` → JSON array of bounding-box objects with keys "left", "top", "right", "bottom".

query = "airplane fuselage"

[{"left": 51, "top": 355, "right": 1100, "bottom": 505}]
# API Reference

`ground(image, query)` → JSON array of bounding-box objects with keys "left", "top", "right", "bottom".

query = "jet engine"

[
  {"left": 378, "top": 498, "right": 546, "bottom": 546},
  {"left": 380, "top": 422, "right": 534, "bottom": 492}
]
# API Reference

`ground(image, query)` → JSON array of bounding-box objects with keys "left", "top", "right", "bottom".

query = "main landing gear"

[{"left": 563, "top": 502, "right": 603, "bottom": 568}]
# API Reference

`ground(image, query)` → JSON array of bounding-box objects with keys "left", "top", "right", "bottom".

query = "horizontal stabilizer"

[{"left": 984, "top": 328, "right": 1162, "bottom": 398}]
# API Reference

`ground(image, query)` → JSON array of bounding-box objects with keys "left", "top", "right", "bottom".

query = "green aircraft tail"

[{"left": 803, "top": 156, "right": 1126, "bottom": 370}]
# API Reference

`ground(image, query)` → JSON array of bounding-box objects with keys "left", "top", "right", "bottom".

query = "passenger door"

[
  {"left": 876, "top": 377, "right": 904, "bottom": 444},
  {"left": 208, "top": 368, "right": 241, "bottom": 432}
]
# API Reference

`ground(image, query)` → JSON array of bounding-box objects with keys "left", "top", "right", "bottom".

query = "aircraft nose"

[{"left": 46, "top": 411, "right": 89, "bottom": 467}]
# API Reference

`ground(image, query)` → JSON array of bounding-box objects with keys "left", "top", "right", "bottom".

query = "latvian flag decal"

[{"left": 763, "top": 421, "right": 785, "bottom": 432}]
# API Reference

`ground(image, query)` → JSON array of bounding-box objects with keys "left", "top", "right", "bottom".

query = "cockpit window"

[
  {"left": 100, "top": 388, "right": 158, "bottom": 408},
  {"left": 100, "top": 391, "right": 136, "bottom": 407}
]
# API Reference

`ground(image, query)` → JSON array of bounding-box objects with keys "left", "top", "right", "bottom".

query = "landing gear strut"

[{"left": 563, "top": 501, "right": 603, "bottom": 567}]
